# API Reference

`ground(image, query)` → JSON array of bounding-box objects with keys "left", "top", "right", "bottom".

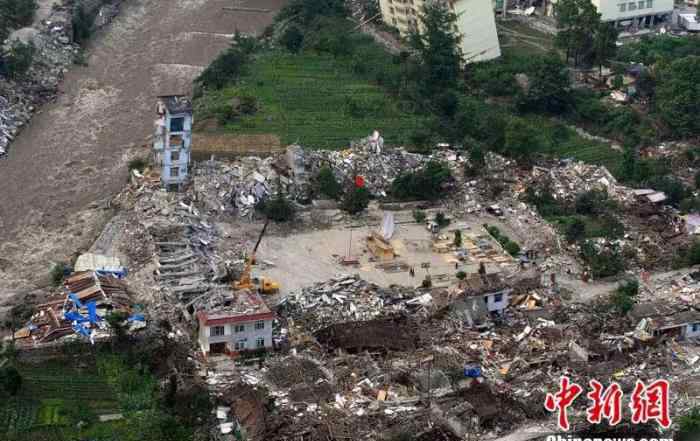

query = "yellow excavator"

[{"left": 233, "top": 220, "right": 280, "bottom": 294}]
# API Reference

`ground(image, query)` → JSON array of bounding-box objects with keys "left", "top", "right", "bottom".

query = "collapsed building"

[{"left": 13, "top": 271, "right": 145, "bottom": 348}]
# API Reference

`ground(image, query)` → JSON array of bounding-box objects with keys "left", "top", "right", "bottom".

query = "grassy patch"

[
  {"left": 518, "top": 114, "right": 624, "bottom": 172},
  {"left": 497, "top": 20, "right": 554, "bottom": 56},
  {"left": 0, "top": 357, "right": 133, "bottom": 436},
  {"left": 195, "top": 50, "right": 426, "bottom": 149}
]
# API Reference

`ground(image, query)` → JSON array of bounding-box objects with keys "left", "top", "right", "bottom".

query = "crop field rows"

[{"left": 206, "top": 51, "right": 424, "bottom": 149}]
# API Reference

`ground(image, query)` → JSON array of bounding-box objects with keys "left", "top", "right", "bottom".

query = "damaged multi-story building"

[
  {"left": 378, "top": 0, "right": 501, "bottom": 62},
  {"left": 197, "top": 290, "right": 275, "bottom": 356},
  {"left": 153, "top": 95, "right": 193, "bottom": 191}
]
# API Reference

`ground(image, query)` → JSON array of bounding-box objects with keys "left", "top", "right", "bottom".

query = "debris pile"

[
  {"left": 13, "top": 271, "right": 145, "bottom": 347},
  {"left": 303, "top": 137, "right": 429, "bottom": 196},
  {"left": 193, "top": 156, "right": 292, "bottom": 217},
  {"left": 530, "top": 160, "right": 628, "bottom": 203},
  {"left": 282, "top": 274, "right": 428, "bottom": 333}
]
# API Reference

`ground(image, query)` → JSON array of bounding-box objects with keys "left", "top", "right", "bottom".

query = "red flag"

[{"left": 354, "top": 176, "right": 365, "bottom": 188}]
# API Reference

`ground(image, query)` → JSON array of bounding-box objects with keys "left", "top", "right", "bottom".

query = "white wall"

[
  {"left": 484, "top": 289, "right": 510, "bottom": 313},
  {"left": 199, "top": 319, "right": 273, "bottom": 354},
  {"left": 160, "top": 112, "right": 192, "bottom": 185},
  {"left": 685, "top": 323, "right": 700, "bottom": 339},
  {"left": 590, "top": 0, "right": 673, "bottom": 22},
  {"left": 454, "top": 0, "right": 502, "bottom": 62}
]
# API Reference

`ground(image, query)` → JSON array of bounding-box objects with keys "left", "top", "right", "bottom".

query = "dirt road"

[{"left": 0, "top": 0, "right": 283, "bottom": 294}]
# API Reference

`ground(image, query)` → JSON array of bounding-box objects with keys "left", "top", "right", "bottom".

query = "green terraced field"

[{"left": 195, "top": 51, "right": 425, "bottom": 149}]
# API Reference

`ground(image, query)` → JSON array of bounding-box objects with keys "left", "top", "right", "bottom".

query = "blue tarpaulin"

[
  {"left": 95, "top": 268, "right": 128, "bottom": 279},
  {"left": 68, "top": 293, "right": 83, "bottom": 308},
  {"left": 127, "top": 314, "right": 145, "bottom": 322},
  {"left": 72, "top": 323, "right": 91, "bottom": 337},
  {"left": 464, "top": 364, "right": 482, "bottom": 378},
  {"left": 87, "top": 302, "right": 101, "bottom": 323},
  {"left": 65, "top": 311, "right": 89, "bottom": 323}
]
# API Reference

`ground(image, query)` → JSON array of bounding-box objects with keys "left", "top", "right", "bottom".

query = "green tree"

[
  {"left": 195, "top": 33, "right": 257, "bottom": 90},
  {"left": 517, "top": 54, "right": 571, "bottom": 113},
  {"left": 575, "top": 189, "right": 614, "bottom": 215},
  {"left": 409, "top": 2, "right": 463, "bottom": 96},
  {"left": 504, "top": 118, "right": 541, "bottom": 164},
  {"left": 412, "top": 209, "right": 426, "bottom": 224},
  {"left": 554, "top": 0, "right": 601, "bottom": 66},
  {"left": 434, "top": 212, "right": 450, "bottom": 228},
  {"left": 646, "top": 175, "right": 688, "bottom": 207},
  {"left": 580, "top": 240, "right": 625, "bottom": 278},
  {"left": 0, "top": 366, "right": 22, "bottom": 396},
  {"left": 504, "top": 240, "right": 521, "bottom": 257},
  {"left": 617, "top": 279, "right": 639, "bottom": 297},
  {"left": 262, "top": 194, "right": 296, "bottom": 222},
  {"left": 564, "top": 217, "right": 586, "bottom": 243},
  {"left": 678, "top": 407, "right": 700, "bottom": 441},
  {"left": 276, "top": 0, "right": 347, "bottom": 28},
  {"left": 0, "top": 0, "right": 37, "bottom": 29},
  {"left": 453, "top": 230, "right": 462, "bottom": 247},
  {"left": 610, "top": 279, "right": 638, "bottom": 315},
  {"left": 456, "top": 270, "right": 467, "bottom": 280},
  {"left": 611, "top": 289, "right": 634, "bottom": 314},
  {"left": 105, "top": 311, "right": 129, "bottom": 348},
  {"left": 592, "top": 22, "right": 618, "bottom": 76},
  {"left": 1, "top": 40, "right": 35, "bottom": 80},
  {"left": 281, "top": 25, "right": 304, "bottom": 53},
  {"left": 342, "top": 186, "right": 370, "bottom": 214},
  {"left": 3, "top": 303, "right": 34, "bottom": 343},
  {"left": 72, "top": 2, "right": 95, "bottom": 44},
  {"left": 656, "top": 56, "right": 700, "bottom": 138},
  {"left": 315, "top": 166, "right": 343, "bottom": 199},
  {"left": 391, "top": 161, "right": 452, "bottom": 201},
  {"left": 465, "top": 145, "right": 486, "bottom": 177}
]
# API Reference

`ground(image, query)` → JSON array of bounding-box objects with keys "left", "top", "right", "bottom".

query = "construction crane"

[{"left": 233, "top": 220, "right": 280, "bottom": 294}]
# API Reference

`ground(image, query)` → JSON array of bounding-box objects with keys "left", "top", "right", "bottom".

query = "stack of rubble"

[
  {"left": 530, "top": 160, "right": 629, "bottom": 203},
  {"left": 303, "top": 137, "right": 428, "bottom": 196},
  {"left": 193, "top": 156, "right": 292, "bottom": 217},
  {"left": 283, "top": 274, "right": 424, "bottom": 332}
]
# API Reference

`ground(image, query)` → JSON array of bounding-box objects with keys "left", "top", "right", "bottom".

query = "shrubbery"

[
  {"left": 342, "top": 186, "right": 370, "bottom": 214},
  {"left": 580, "top": 240, "right": 625, "bottom": 278},
  {"left": 196, "top": 33, "right": 257, "bottom": 90},
  {"left": 391, "top": 161, "right": 451, "bottom": 201},
  {"left": 678, "top": 407, "right": 700, "bottom": 441},
  {"left": 315, "top": 166, "right": 343, "bottom": 200},
  {"left": 412, "top": 209, "right": 426, "bottom": 224},
  {"left": 261, "top": 194, "right": 295, "bottom": 222},
  {"left": 0, "top": 0, "right": 37, "bottom": 41},
  {"left": 72, "top": 2, "right": 95, "bottom": 44},
  {"left": 0, "top": 40, "right": 35, "bottom": 80},
  {"left": 484, "top": 224, "right": 521, "bottom": 257},
  {"left": 610, "top": 279, "right": 638, "bottom": 314}
]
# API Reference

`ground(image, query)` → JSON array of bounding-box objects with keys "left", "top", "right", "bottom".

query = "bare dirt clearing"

[{"left": 0, "top": 0, "right": 284, "bottom": 295}]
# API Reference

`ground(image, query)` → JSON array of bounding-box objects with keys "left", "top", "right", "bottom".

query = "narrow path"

[{"left": 0, "top": 0, "right": 284, "bottom": 292}]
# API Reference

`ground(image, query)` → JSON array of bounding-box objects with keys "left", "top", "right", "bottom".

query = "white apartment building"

[
  {"left": 197, "top": 290, "right": 275, "bottom": 356},
  {"left": 379, "top": 0, "right": 501, "bottom": 62},
  {"left": 590, "top": 0, "right": 674, "bottom": 27}
]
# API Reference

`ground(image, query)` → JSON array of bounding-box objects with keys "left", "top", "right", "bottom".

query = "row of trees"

[{"left": 554, "top": 0, "right": 618, "bottom": 70}]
